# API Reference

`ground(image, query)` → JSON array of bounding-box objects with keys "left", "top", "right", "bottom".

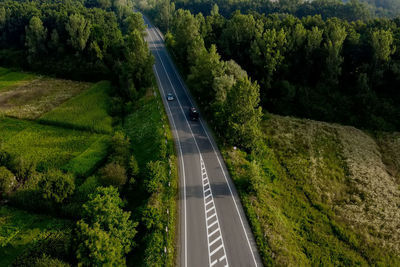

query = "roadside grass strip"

[
  {"left": 0, "top": 117, "right": 104, "bottom": 171},
  {"left": 0, "top": 206, "right": 71, "bottom": 267},
  {"left": 0, "top": 72, "right": 36, "bottom": 92},
  {"left": 38, "top": 81, "right": 112, "bottom": 134}
]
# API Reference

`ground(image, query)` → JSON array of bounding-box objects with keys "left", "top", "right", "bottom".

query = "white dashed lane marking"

[{"left": 201, "top": 157, "right": 229, "bottom": 267}]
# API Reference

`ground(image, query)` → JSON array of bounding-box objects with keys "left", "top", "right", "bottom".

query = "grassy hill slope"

[{"left": 223, "top": 115, "right": 400, "bottom": 266}]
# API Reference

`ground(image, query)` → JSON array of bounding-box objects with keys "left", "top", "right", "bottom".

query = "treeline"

[
  {"left": 139, "top": 0, "right": 376, "bottom": 22},
  {"left": 139, "top": 0, "right": 400, "bottom": 21},
  {"left": 143, "top": 3, "right": 400, "bottom": 132},
  {"left": 0, "top": 0, "right": 153, "bottom": 98}
]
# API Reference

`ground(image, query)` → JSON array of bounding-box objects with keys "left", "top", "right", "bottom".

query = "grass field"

[
  {"left": 62, "top": 135, "right": 110, "bottom": 177},
  {"left": 0, "top": 67, "right": 10, "bottom": 76},
  {"left": 39, "top": 81, "right": 112, "bottom": 133},
  {"left": 0, "top": 71, "right": 36, "bottom": 92},
  {"left": 0, "top": 117, "right": 106, "bottom": 171},
  {"left": 0, "top": 206, "right": 71, "bottom": 266},
  {"left": 0, "top": 77, "right": 91, "bottom": 119},
  {"left": 223, "top": 115, "right": 400, "bottom": 266}
]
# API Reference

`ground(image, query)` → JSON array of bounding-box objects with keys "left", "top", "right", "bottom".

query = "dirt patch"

[{"left": 0, "top": 77, "right": 92, "bottom": 119}]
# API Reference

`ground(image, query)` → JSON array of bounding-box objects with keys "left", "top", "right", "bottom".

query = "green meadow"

[
  {"left": 39, "top": 81, "right": 113, "bottom": 134},
  {"left": 0, "top": 71, "right": 36, "bottom": 91}
]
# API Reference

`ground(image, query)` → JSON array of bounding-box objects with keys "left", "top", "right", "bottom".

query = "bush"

[
  {"left": 0, "top": 150, "right": 14, "bottom": 168},
  {"left": 99, "top": 162, "right": 127, "bottom": 187},
  {"left": 145, "top": 161, "right": 167, "bottom": 193},
  {"left": 0, "top": 166, "right": 15, "bottom": 195},
  {"left": 10, "top": 157, "right": 36, "bottom": 181},
  {"left": 128, "top": 155, "right": 139, "bottom": 184},
  {"left": 109, "top": 131, "right": 131, "bottom": 165},
  {"left": 39, "top": 170, "right": 75, "bottom": 203},
  {"left": 33, "top": 254, "right": 70, "bottom": 267},
  {"left": 76, "top": 186, "right": 137, "bottom": 266}
]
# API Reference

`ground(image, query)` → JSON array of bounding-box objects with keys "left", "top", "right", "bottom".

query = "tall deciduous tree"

[
  {"left": 25, "top": 16, "right": 47, "bottom": 63},
  {"left": 224, "top": 77, "right": 262, "bottom": 151},
  {"left": 66, "top": 13, "right": 91, "bottom": 52},
  {"left": 371, "top": 29, "right": 396, "bottom": 63},
  {"left": 76, "top": 186, "right": 137, "bottom": 266}
]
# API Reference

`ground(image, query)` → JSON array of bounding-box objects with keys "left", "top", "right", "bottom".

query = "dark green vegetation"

[
  {"left": 0, "top": 206, "right": 72, "bottom": 267},
  {"left": 0, "top": 0, "right": 153, "bottom": 98},
  {"left": 140, "top": 0, "right": 400, "bottom": 21},
  {"left": 123, "top": 88, "right": 177, "bottom": 266},
  {"left": 143, "top": 3, "right": 400, "bottom": 133},
  {"left": 1, "top": 0, "right": 177, "bottom": 266}
]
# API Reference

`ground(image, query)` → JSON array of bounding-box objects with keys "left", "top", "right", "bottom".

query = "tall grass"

[
  {"left": 62, "top": 135, "right": 110, "bottom": 178},
  {"left": 222, "top": 115, "right": 400, "bottom": 266},
  {"left": 0, "top": 206, "right": 71, "bottom": 266},
  {"left": 0, "top": 72, "right": 35, "bottom": 91},
  {"left": 39, "top": 81, "right": 112, "bottom": 134},
  {"left": 0, "top": 117, "right": 104, "bottom": 171}
]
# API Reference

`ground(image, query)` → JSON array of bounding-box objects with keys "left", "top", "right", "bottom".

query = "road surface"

[{"left": 142, "top": 15, "right": 263, "bottom": 267}]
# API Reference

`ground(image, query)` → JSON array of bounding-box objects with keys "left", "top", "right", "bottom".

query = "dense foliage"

[
  {"left": 0, "top": 0, "right": 153, "bottom": 96},
  {"left": 138, "top": 0, "right": 400, "bottom": 22},
  {"left": 144, "top": 4, "right": 400, "bottom": 133},
  {"left": 76, "top": 186, "right": 137, "bottom": 266}
]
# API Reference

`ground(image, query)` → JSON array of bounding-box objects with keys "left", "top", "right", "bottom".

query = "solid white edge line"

[
  {"left": 146, "top": 21, "right": 229, "bottom": 267},
  {"left": 152, "top": 22, "right": 259, "bottom": 267},
  {"left": 147, "top": 32, "right": 187, "bottom": 267}
]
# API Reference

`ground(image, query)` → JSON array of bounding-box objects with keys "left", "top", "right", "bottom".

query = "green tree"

[
  {"left": 66, "top": 13, "right": 91, "bottom": 52},
  {"left": 371, "top": 29, "right": 396, "bottom": 63},
  {"left": 145, "top": 161, "right": 167, "bottom": 193},
  {"left": 0, "top": 166, "right": 15, "bottom": 196},
  {"left": 99, "top": 162, "right": 127, "bottom": 187},
  {"left": 188, "top": 44, "right": 224, "bottom": 103},
  {"left": 250, "top": 27, "right": 287, "bottom": 88},
  {"left": 224, "top": 77, "right": 262, "bottom": 151},
  {"left": 110, "top": 131, "right": 131, "bottom": 165},
  {"left": 323, "top": 19, "right": 347, "bottom": 87},
  {"left": 0, "top": 7, "right": 5, "bottom": 31},
  {"left": 76, "top": 187, "right": 137, "bottom": 266},
  {"left": 25, "top": 16, "right": 47, "bottom": 63},
  {"left": 39, "top": 169, "right": 75, "bottom": 203}
]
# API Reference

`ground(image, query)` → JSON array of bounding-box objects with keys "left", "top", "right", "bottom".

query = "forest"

[
  {"left": 0, "top": 0, "right": 176, "bottom": 266},
  {"left": 140, "top": 0, "right": 400, "bottom": 140}
]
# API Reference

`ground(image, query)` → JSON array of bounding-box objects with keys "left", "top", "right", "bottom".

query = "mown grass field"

[
  {"left": 223, "top": 115, "right": 400, "bottom": 266},
  {"left": 39, "top": 81, "right": 113, "bottom": 133},
  {"left": 0, "top": 206, "right": 71, "bottom": 266},
  {"left": 0, "top": 77, "right": 91, "bottom": 119},
  {"left": 0, "top": 117, "right": 106, "bottom": 171}
]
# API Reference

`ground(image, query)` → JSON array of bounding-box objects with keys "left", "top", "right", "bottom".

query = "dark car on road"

[{"left": 189, "top": 107, "right": 199, "bottom": 121}]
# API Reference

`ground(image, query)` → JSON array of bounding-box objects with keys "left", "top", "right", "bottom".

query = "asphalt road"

[{"left": 142, "top": 15, "right": 263, "bottom": 267}]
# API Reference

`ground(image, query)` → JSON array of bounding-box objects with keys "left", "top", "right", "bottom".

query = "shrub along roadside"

[{"left": 123, "top": 87, "right": 177, "bottom": 267}]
